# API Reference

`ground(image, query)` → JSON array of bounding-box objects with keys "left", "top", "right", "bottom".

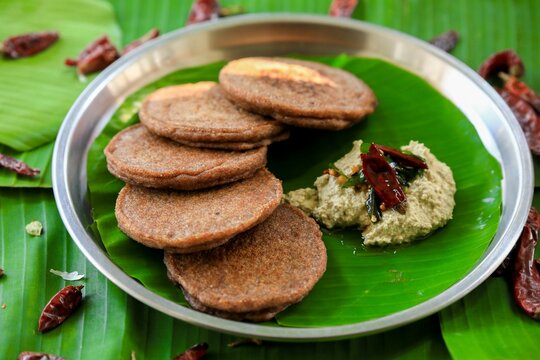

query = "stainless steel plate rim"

[{"left": 52, "top": 14, "right": 533, "bottom": 341}]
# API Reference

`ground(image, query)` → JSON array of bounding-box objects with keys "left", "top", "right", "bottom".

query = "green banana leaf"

[
  {"left": 87, "top": 55, "right": 502, "bottom": 327},
  {"left": 0, "top": 142, "right": 53, "bottom": 188},
  {"left": 439, "top": 189, "right": 540, "bottom": 360},
  {"left": 108, "top": 0, "right": 540, "bottom": 94},
  {"left": 0, "top": 188, "right": 450, "bottom": 359},
  {"left": 107, "top": 0, "right": 335, "bottom": 44},
  {"left": 0, "top": 0, "right": 121, "bottom": 151},
  {"left": 3, "top": 0, "right": 536, "bottom": 357},
  {"left": 440, "top": 277, "right": 540, "bottom": 360}
]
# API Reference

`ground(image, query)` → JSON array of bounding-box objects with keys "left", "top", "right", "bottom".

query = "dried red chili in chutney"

[
  {"left": 361, "top": 144, "right": 407, "bottom": 211},
  {"left": 513, "top": 208, "right": 540, "bottom": 321},
  {"left": 1, "top": 31, "right": 59, "bottom": 59},
  {"left": 38, "top": 285, "right": 84, "bottom": 333}
]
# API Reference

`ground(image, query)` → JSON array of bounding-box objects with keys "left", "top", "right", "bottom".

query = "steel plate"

[{"left": 52, "top": 14, "right": 533, "bottom": 341}]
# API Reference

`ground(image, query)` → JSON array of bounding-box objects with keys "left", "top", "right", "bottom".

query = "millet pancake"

[
  {"left": 219, "top": 57, "right": 378, "bottom": 130},
  {"left": 164, "top": 204, "right": 327, "bottom": 321},
  {"left": 139, "top": 81, "right": 287, "bottom": 148},
  {"left": 105, "top": 124, "right": 267, "bottom": 190},
  {"left": 115, "top": 168, "right": 282, "bottom": 253}
]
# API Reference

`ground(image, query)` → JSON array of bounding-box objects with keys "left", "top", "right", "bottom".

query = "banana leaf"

[
  {"left": 87, "top": 55, "right": 502, "bottom": 327},
  {"left": 439, "top": 189, "right": 540, "bottom": 360},
  {"left": 0, "top": 142, "right": 53, "bottom": 188},
  {"left": 0, "top": 0, "right": 121, "bottom": 151},
  {"left": 0, "top": 188, "right": 450, "bottom": 359},
  {"left": 107, "top": 0, "right": 334, "bottom": 44},
  {"left": 440, "top": 278, "right": 540, "bottom": 360}
]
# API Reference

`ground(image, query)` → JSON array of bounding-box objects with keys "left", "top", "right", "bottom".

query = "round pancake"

[
  {"left": 164, "top": 204, "right": 327, "bottom": 321},
  {"left": 139, "top": 81, "right": 286, "bottom": 144},
  {"left": 177, "top": 129, "right": 290, "bottom": 150},
  {"left": 115, "top": 168, "right": 282, "bottom": 253},
  {"left": 272, "top": 114, "right": 361, "bottom": 131},
  {"left": 219, "top": 57, "right": 378, "bottom": 122},
  {"left": 105, "top": 124, "right": 267, "bottom": 190}
]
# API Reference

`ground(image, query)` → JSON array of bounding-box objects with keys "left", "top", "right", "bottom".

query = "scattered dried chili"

[
  {"left": 0, "top": 153, "right": 40, "bottom": 177},
  {"left": 500, "top": 73, "right": 540, "bottom": 113},
  {"left": 479, "top": 49, "right": 525, "bottom": 81},
  {"left": 38, "top": 285, "right": 84, "bottom": 333},
  {"left": 0, "top": 267, "right": 4, "bottom": 278},
  {"left": 172, "top": 343, "right": 208, "bottom": 360},
  {"left": 429, "top": 30, "right": 459, "bottom": 53},
  {"left": 1, "top": 31, "right": 59, "bottom": 59},
  {"left": 227, "top": 338, "right": 263, "bottom": 348},
  {"left": 513, "top": 207, "right": 540, "bottom": 321},
  {"left": 122, "top": 28, "right": 160, "bottom": 55},
  {"left": 329, "top": 0, "right": 359, "bottom": 17},
  {"left": 498, "top": 88, "right": 540, "bottom": 155},
  {"left": 65, "top": 36, "right": 119, "bottom": 75},
  {"left": 361, "top": 144, "right": 407, "bottom": 211},
  {"left": 18, "top": 352, "right": 64, "bottom": 360},
  {"left": 494, "top": 246, "right": 515, "bottom": 276},
  {"left": 187, "top": 0, "right": 220, "bottom": 25}
]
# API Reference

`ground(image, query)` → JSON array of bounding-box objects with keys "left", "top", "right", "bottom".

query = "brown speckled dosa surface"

[
  {"left": 164, "top": 204, "right": 327, "bottom": 321},
  {"left": 105, "top": 124, "right": 267, "bottom": 189},
  {"left": 219, "top": 57, "right": 377, "bottom": 130},
  {"left": 139, "top": 81, "right": 286, "bottom": 147},
  {"left": 115, "top": 168, "right": 283, "bottom": 253}
]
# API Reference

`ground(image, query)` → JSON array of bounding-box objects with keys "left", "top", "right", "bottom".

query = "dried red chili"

[
  {"left": 498, "top": 88, "right": 540, "bottom": 155},
  {"left": 227, "top": 338, "right": 263, "bottom": 348},
  {"left": 122, "top": 28, "right": 160, "bottom": 55},
  {"left": 1, "top": 31, "right": 59, "bottom": 59},
  {"left": 65, "top": 36, "right": 119, "bottom": 75},
  {"left": 0, "top": 153, "right": 40, "bottom": 177},
  {"left": 329, "top": 0, "right": 359, "bottom": 17},
  {"left": 361, "top": 144, "right": 406, "bottom": 211},
  {"left": 373, "top": 144, "right": 428, "bottom": 169},
  {"left": 187, "top": 0, "right": 220, "bottom": 25},
  {"left": 38, "top": 285, "right": 84, "bottom": 333},
  {"left": 513, "top": 207, "right": 540, "bottom": 320},
  {"left": 0, "top": 267, "right": 4, "bottom": 278},
  {"left": 500, "top": 74, "right": 540, "bottom": 114},
  {"left": 18, "top": 352, "right": 64, "bottom": 360},
  {"left": 479, "top": 49, "right": 525, "bottom": 81},
  {"left": 429, "top": 30, "right": 459, "bottom": 53},
  {"left": 172, "top": 343, "right": 208, "bottom": 360}
]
